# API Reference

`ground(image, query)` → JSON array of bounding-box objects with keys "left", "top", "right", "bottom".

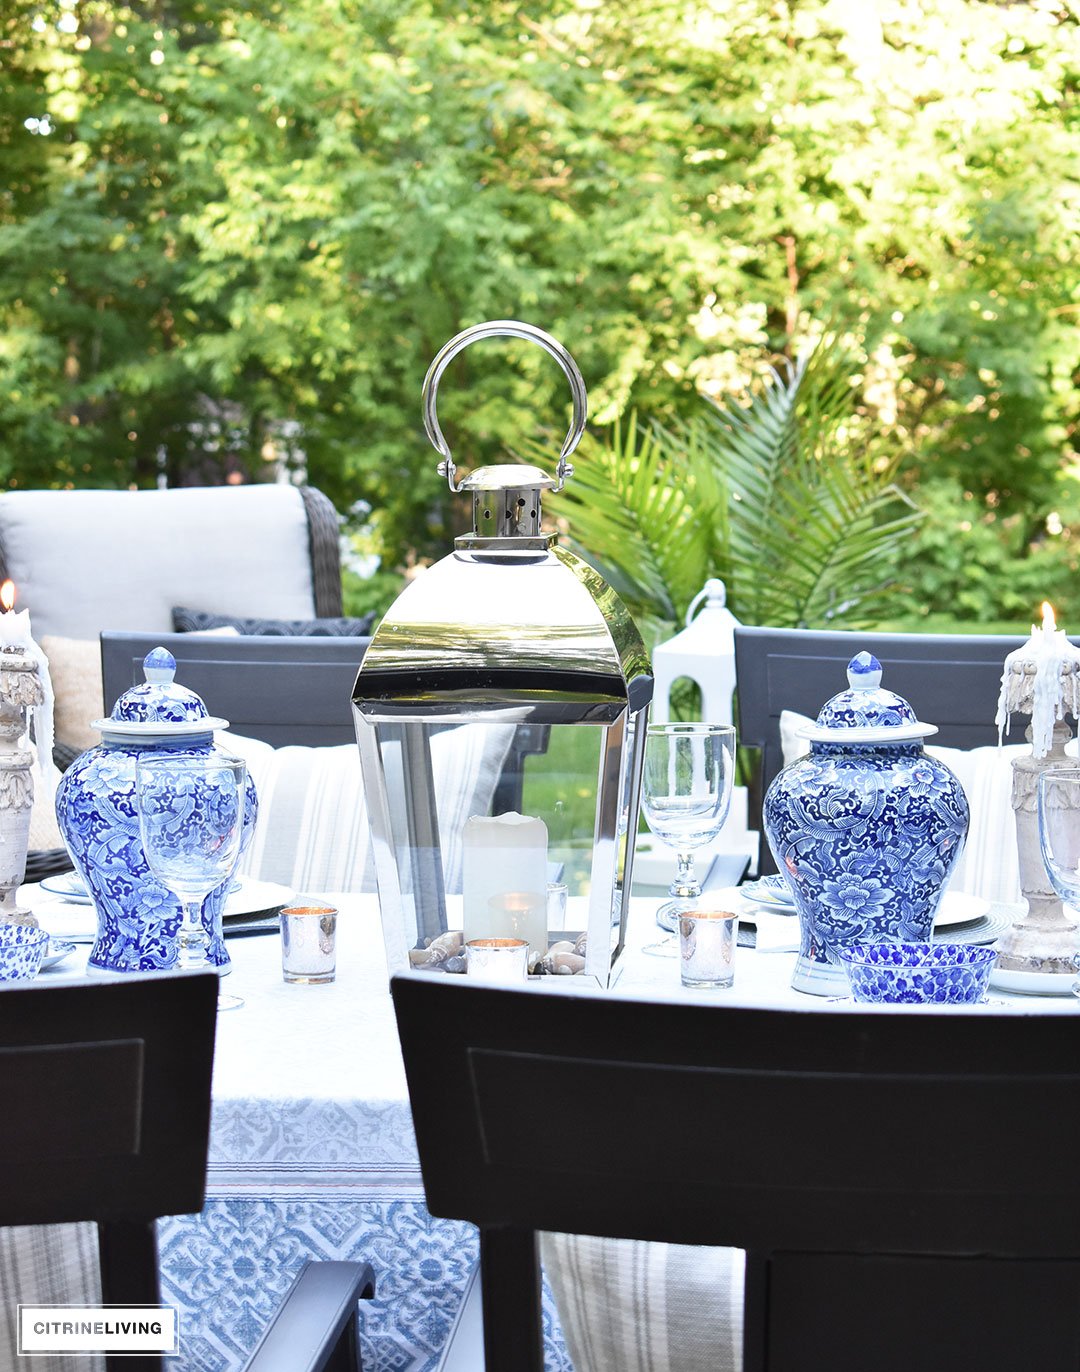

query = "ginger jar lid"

[
  {"left": 798, "top": 652, "right": 938, "bottom": 744},
  {"left": 91, "top": 648, "right": 229, "bottom": 740}
]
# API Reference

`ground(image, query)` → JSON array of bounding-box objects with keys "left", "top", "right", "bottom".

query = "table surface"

[
  {"left": 16, "top": 881, "right": 1080, "bottom": 1372},
  {"left": 24, "top": 884, "right": 1080, "bottom": 1123}
]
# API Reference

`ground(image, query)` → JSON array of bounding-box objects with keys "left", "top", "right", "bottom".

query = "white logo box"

[{"left": 18, "top": 1305, "right": 179, "bottom": 1355}]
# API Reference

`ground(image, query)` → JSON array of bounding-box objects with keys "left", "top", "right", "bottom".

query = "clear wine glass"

[
  {"left": 1037, "top": 766, "right": 1080, "bottom": 996},
  {"left": 136, "top": 753, "right": 248, "bottom": 1011},
  {"left": 641, "top": 722, "right": 737, "bottom": 957}
]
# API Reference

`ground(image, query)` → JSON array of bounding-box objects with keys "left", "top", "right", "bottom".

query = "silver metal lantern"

[{"left": 353, "top": 321, "right": 652, "bottom": 987}]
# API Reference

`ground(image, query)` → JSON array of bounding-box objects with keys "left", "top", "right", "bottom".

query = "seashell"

[
  {"left": 444, "top": 955, "right": 467, "bottom": 974},
  {"left": 547, "top": 940, "right": 576, "bottom": 956},
  {"left": 427, "top": 931, "right": 465, "bottom": 963},
  {"left": 411, "top": 930, "right": 464, "bottom": 966},
  {"left": 546, "top": 951, "right": 586, "bottom": 975},
  {"left": 573, "top": 932, "right": 587, "bottom": 958}
]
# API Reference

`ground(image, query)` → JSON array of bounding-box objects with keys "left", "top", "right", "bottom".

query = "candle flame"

[
  {"left": 0, "top": 581, "right": 15, "bottom": 613},
  {"left": 1042, "top": 601, "right": 1057, "bottom": 633}
]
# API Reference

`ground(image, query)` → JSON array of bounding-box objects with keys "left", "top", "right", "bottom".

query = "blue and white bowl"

[
  {"left": 0, "top": 923, "right": 50, "bottom": 981},
  {"left": 839, "top": 941, "right": 995, "bottom": 1005}
]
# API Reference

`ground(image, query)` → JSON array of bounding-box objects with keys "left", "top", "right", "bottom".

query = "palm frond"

[
  {"left": 526, "top": 415, "right": 715, "bottom": 633},
  {"left": 526, "top": 331, "right": 921, "bottom": 638}
]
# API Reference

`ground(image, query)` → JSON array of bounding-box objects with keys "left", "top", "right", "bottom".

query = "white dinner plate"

[
  {"left": 740, "top": 876, "right": 795, "bottom": 908},
  {"left": 40, "top": 871, "right": 246, "bottom": 905},
  {"left": 35, "top": 876, "right": 293, "bottom": 944},
  {"left": 222, "top": 878, "right": 294, "bottom": 920},
  {"left": 934, "top": 891, "right": 991, "bottom": 927},
  {"left": 39, "top": 872, "right": 92, "bottom": 904},
  {"left": 736, "top": 886, "right": 991, "bottom": 928},
  {"left": 40, "top": 938, "right": 77, "bottom": 970},
  {"left": 988, "top": 965, "right": 1078, "bottom": 997}
]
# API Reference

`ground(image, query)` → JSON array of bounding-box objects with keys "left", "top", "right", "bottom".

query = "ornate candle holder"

[
  {"left": 994, "top": 609, "right": 1080, "bottom": 977},
  {"left": 0, "top": 644, "right": 45, "bottom": 927}
]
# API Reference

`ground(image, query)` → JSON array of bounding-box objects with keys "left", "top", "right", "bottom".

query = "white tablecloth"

[{"left": 17, "top": 885, "right": 1079, "bottom": 1371}]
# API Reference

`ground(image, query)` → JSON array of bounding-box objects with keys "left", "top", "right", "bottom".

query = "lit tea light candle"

[
  {"left": 487, "top": 889, "right": 547, "bottom": 952},
  {"left": 996, "top": 602, "right": 1080, "bottom": 758},
  {"left": 465, "top": 937, "right": 529, "bottom": 983},
  {"left": 0, "top": 580, "right": 33, "bottom": 651},
  {"left": 462, "top": 812, "right": 548, "bottom": 953}
]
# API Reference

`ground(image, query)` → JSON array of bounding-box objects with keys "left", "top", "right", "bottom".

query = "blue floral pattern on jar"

[
  {"left": 54, "top": 650, "right": 257, "bottom": 975},
  {"left": 763, "top": 654, "right": 970, "bottom": 996}
]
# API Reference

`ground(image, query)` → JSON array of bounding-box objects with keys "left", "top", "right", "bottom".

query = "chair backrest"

[
  {"left": 0, "top": 973, "right": 217, "bottom": 1317},
  {"left": 102, "top": 630, "right": 550, "bottom": 817},
  {"left": 391, "top": 975, "right": 1080, "bottom": 1372},
  {"left": 0, "top": 483, "right": 342, "bottom": 642},
  {"left": 101, "top": 630, "right": 369, "bottom": 748},
  {"left": 734, "top": 624, "right": 1031, "bottom": 871}
]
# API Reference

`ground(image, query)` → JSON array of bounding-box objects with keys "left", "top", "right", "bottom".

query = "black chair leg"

[
  {"left": 479, "top": 1226, "right": 543, "bottom": 1372},
  {"left": 743, "top": 1249, "right": 769, "bottom": 1372},
  {"left": 98, "top": 1220, "right": 162, "bottom": 1372}
]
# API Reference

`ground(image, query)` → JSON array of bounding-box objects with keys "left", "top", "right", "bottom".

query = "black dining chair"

[
  {"left": 0, "top": 974, "right": 373, "bottom": 1372},
  {"left": 391, "top": 974, "right": 1080, "bottom": 1372},
  {"left": 733, "top": 624, "right": 1033, "bottom": 872}
]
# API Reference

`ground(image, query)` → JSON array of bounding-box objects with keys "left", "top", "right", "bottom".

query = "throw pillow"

[
  {"left": 173, "top": 606, "right": 376, "bottom": 637},
  {"left": 541, "top": 1232, "right": 744, "bottom": 1372},
  {"left": 40, "top": 635, "right": 103, "bottom": 753},
  {"left": 29, "top": 762, "right": 63, "bottom": 852},
  {"left": 221, "top": 723, "right": 515, "bottom": 895},
  {"left": 776, "top": 709, "right": 1079, "bottom": 906}
]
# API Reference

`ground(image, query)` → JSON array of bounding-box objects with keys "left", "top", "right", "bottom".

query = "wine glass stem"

[
  {"left": 178, "top": 899, "right": 210, "bottom": 970},
  {"left": 669, "top": 851, "right": 701, "bottom": 900}
]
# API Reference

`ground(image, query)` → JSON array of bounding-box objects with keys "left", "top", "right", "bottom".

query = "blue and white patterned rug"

[{"left": 159, "top": 1199, "right": 573, "bottom": 1371}]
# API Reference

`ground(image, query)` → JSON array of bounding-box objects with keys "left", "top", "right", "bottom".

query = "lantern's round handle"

[{"left": 421, "top": 320, "right": 587, "bottom": 494}]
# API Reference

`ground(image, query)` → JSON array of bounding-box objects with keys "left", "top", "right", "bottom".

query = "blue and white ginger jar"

[
  {"left": 55, "top": 648, "right": 258, "bottom": 974},
  {"left": 763, "top": 651, "right": 970, "bottom": 996}
]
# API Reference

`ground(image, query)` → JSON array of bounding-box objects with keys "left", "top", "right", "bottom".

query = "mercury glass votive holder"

[
  {"left": 678, "top": 906, "right": 738, "bottom": 989},
  {"left": 280, "top": 902, "right": 338, "bottom": 984},
  {"left": 465, "top": 937, "right": 529, "bottom": 984}
]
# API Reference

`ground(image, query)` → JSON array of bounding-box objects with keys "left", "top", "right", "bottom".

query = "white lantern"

[
  {"left": 642, "top": 579, "right": 756, "bottom": 885},
  {"left": 651, "top": 579, "right": 739, "bottom": 727}
]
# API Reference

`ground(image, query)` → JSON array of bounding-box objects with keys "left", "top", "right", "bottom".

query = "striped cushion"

[
  {"left": 0, "top": 1225, "right": 102, "bottom": 1372},
  {"left": 223, "top": 725, "right": 516, "bottom": 894},
  {"left": 541, "top": 1233, "right": 744, "bottom": 1372}
]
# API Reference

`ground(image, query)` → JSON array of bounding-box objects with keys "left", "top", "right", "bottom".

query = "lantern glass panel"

[{"left": 358, "top": 711, "right": 644, "bottom": 982}]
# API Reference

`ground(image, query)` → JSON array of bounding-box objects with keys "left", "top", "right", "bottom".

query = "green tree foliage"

[{"left": 0, "top": 0, "right": 1077, "bottom": 625}]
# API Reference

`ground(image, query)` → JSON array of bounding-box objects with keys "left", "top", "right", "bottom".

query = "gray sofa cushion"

[{"left": 0, "top": 486, "right": 319, "bottom": 639}]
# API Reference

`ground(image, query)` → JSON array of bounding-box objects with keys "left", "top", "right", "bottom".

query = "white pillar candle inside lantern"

[
  {"left": 463, "top": 812, "right": 548, "bottom": 952},
  {"left": 353, "top": 321, "right": 653, "bottom": 989}
]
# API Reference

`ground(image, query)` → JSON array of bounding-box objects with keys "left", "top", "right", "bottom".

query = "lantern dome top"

[
  {"left": 354, "top": 321, "right": 651, "bottom": 726},
  {"left": 353, "top": 542, "right": 651, "bottom": 725},
  {"left": 459, "top": 464, "right": 556, "bottom": 494}
]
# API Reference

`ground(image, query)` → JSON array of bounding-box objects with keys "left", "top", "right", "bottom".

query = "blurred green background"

[{"left": 2, "top": 0, "right": 1078, "bottom": 642}]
